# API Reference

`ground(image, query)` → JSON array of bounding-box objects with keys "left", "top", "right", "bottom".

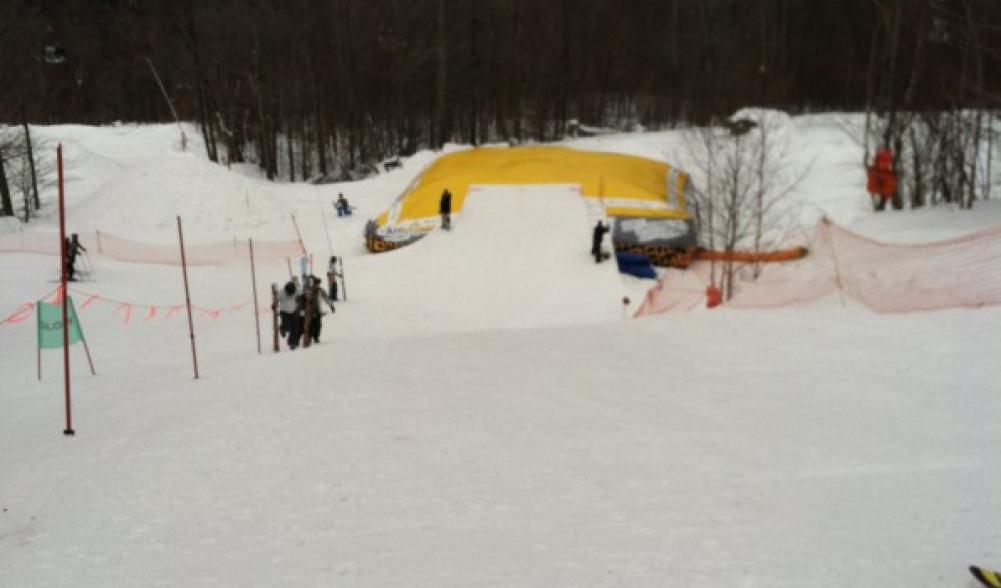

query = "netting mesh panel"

[
  {"left": 637, "top": 221, "right": 1001, "bottom": 316},
  {"left": 0, "top": 230, "right": 303, "bottom": 266}
]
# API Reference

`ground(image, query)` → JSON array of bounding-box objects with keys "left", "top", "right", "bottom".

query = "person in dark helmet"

[
  {"left": 287, "top": 299, "right": 304, "bottom": 350},
  {"left": 65, "top": 233, "right": 87, "bottom": 281},
  {"left": 439, "top": 188, "right": 452, "bottom": 230},
  {"left": 326, "top": 256, "right": 341, "bottom": 302},
  {"left": 591, "top": 221, "right": 609, "bottom": 263},
  {"left": 305, "top": 275, "right": 335, "bottom": 344},
  {"left": 335, "top": 193, "right": 352, "bottom": 216},
  {"left": 277, "top": 280, "right": 297, "bottom": 339}
]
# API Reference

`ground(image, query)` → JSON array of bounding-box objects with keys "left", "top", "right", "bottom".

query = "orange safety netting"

[
  {"left": 1, "top": 286, "right": 269, "bottom": 328},
  {"left": 636, "top": 220, "right": 1001, "bottom": 316},
  {"left": 0, "top": 230, "right": 304, "bottom": 266}
]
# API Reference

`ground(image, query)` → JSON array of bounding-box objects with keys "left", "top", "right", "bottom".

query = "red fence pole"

[
  {"left": 249, "top": 238, "right": 261, "bottom": 354},
  {"left": 37, "top": 308, "right": 42, "bottom": 381},
  {"left": 177, "top": 216, "right": 200, "bottom": 380},
  {"left": 57, "top": 144, "right": 74, "bottom": 436},
  {"left": 822, "top": 218, "right": 846, "bottom": 307}
]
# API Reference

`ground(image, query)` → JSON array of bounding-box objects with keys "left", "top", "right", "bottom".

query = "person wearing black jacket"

[
  {"left": 439, "top": 188, "right": 452, "bottom": 230},
  {"left": 591, "top": 221, "right": 610, "bottom": 263},
  {"left": 65, "top": 233, "right": 87, "bottom": 281}
]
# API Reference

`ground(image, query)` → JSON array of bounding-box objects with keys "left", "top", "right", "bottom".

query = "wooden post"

[
  {"left": 37, "top": 307, "right": 41, "bottom": 381},
  {"left": 823, "top": 218, "right": 846, "bottom": 307},
  {"left": 291, "top": 214, "right": 306, "bottom": 255},
  {"left": 318, "top": 192, "right": 334, "bottom": 257},
  {"left": 96, "top": 229, "right": 103, "bottom": 254},
  {"left": 339, "top": 257, "right": 347, "bottom": 301},
  {"left": 57, "top": 144, "right": 74, "bottom": 436},
  {"left": 249, "top": 239, "right": 262, "bottom": 354},
  {"left": 286, "top": 257, "right": 293, "bottom": 279},
  {"left": 177, "top": 216, "right": 200, "bottom": 379},
  {"left": 271, "top": 284, "right": 280, "bottom": 353},
  {"left": 145, "top": 56, "right": 187, "bottom": 150},
  {"left": 79, "top": 322, "right": 96, "bottom": 376}
]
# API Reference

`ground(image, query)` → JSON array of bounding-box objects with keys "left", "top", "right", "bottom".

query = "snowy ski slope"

[{"left": 0, "top": 120, "right": 998, "bottom": 587}]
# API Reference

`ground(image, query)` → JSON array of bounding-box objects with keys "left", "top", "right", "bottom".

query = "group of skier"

[{"left": 273, "top": 256, "right": 343, "bottom": 350}]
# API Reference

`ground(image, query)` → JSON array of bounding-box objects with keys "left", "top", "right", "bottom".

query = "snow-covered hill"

[{"left": 1, "top": 119, "right": 998, "bottom": 587}]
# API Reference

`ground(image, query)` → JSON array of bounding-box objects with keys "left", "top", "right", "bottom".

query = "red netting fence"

[
  {"left": 0, "top": 230, "right": 304, "bottom": 266},
  {"left": 636, "top": 220, "right": 1001, "bottom": 316}
]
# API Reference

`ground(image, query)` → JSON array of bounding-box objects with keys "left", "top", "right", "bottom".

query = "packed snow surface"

[{"left": 1, "top": 119, "right": 999, "bottom": 587}]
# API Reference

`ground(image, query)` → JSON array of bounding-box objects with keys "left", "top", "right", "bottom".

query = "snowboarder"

[
  {"left": 591, "top": 221, "right": 609, "bottom": 263},
  {"left": 65, "top": 233, "right": 87, "bottom": 281},
  {"left": 335, "top": 193, "right": 352, "bottom": 217},
  {"left": 439, "top": 188, "right": 452, "bottom": 231}
]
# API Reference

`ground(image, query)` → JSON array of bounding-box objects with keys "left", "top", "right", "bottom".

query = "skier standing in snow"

[
  {"left": 284, "top": 277, "right": 308, "bottom": 350},
  {"left": 305, "top": 275, "right": 335, "bottom": 344},
  {"left": 326, "top": 256, "right": 341, "bottom": 302},
  {"left": 439, "top": 188, "right": 452, "bottom": 231},
  {"left": 276, "top": 281, "right": 298, "bottom": 340},
  {"left": 591, "top": 221, "right": 609, "bottom": 263},
  {"left": 65, "top": 233, "right": 88, "bottom": 281},
  {"left": 287, "top": 296, "right": 304, "bottom": 350}
]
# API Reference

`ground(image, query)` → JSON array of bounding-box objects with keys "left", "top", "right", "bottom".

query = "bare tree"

[
  {"left": 0, "top": 128, "right": 22, "bottom": 217},
  {"left": 683, "top": 111, "right": 807, "bottom": 300}
]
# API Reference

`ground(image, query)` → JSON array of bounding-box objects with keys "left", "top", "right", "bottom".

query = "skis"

[
  {"left": 971, "top": 566, "right": 1001, "bottom": 588},
  {"left": 270, "top": 283, "right": 280, "bottom": 352},
  {"left": 302, "top": 283, "right": 313, "bottom": 349},
  {"left": 49, "top": 274, "right": 91, "bottom": 283}
]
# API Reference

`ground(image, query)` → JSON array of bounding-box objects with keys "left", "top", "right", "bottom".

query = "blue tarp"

[{"left": 615, "top": 252, "right": 658, "bottom": 279}]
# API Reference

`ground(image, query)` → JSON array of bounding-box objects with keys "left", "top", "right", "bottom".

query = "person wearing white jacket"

[{"left": 277, "top": 281, "right": 298, "bottom": 341}]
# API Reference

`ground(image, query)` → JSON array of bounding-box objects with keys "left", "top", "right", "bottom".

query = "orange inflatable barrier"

[{"left": 694, "top": 246, "right": 809, "bottom": 263}]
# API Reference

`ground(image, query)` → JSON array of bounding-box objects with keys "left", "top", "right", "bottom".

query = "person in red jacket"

[{"left": 867, "top": 147, "right": 897, "bottom": 211}]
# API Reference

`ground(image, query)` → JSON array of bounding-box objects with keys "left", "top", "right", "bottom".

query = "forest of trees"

[{"left": 1, "top": 0, "right": 1000, "bottom": 184}]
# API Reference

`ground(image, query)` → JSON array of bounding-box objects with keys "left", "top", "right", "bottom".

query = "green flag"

[{"left": 37, "top": 297, "right": 84, "bottom": 349}]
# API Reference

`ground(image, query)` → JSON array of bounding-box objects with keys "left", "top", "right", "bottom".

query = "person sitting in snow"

[{"left": 335, "top": 193, "right": 352, "bottom": 217}]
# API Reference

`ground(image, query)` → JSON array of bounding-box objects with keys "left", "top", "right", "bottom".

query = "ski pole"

[{"left": 340, "top": 258, "right": 347, "bottom": 301}]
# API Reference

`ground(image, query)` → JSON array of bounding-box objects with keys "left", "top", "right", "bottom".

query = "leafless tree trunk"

[
  {"left": 0, "top": 157, "right": 13, "bottom": 217},
  {"left": 22, "top": 118, "right": 39, "bottom": 212},
  {"left": 434, "top": 0, "right": 449, "bottom": 147}
]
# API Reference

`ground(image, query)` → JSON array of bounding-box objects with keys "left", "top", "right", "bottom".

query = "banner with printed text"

[{"left": 37, "top": 297, "right": 84, "bottom": 349}]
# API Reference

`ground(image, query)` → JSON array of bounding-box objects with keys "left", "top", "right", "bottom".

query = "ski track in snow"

[{"left": 0, "top": 118, "right": 999, "bottom": 587}]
